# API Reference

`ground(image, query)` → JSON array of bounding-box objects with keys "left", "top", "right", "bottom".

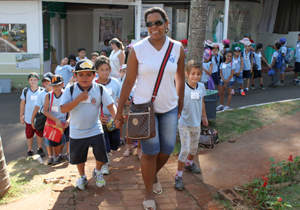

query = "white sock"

[
  {"left": 59, "top": 153, "right": 62, "bottom": 156},
  {"left": 175, "top": 170, "right": 183, "bottom": 178},
  {"left": 94, "top": 168, "right": 101, "bottom": 173},
  {"left": 186, "top": 159, "right": 193, "bottom": 166},
  {"left": 49, "top": 156, "right": 53, "bottom": 158}
]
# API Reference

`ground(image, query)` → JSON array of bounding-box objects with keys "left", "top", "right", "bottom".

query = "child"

[
  {"left": 91, "top": 52, "right": 99, "bottom": 64},
  {"left": 100, "top": 50, "right": 108, "bottom": 57},
  {"left": 201, "top": 49, "right": 213, "bottom": 88},
  {"left": 43, "top": 75, "right": 70, "bottom": 165},
  {"left": 211, "top": 44, "right": 223, "bottom": 96},
  {"left": 278, "top": 37, "right": 287, "bottom": 86},
  {"left": 20, "top": 72, "right": 45, "bottom": 156},
  {"left": 216, "top": 50, "right": 235, "bottom": 111},
  {"left": 269, "top": 42, "right": 282, "bottom": 88},
  {"left": 68, "top": 54, "right": 76, "bottom": 70},
  {"left": 292, "top": 34, "right": 300, "bottom": 85},
  {"left": 118, "top": 64, "right": 127, "bottom": 84},
  {"left": 55, "top": 57, "right": 74, "bottom": 88},
  {"left": 241, "top": 41, "right": 253, "bottom": 92},
  {"left": 232, "top": 47, "right": 245, "bottom": 96},
  {"left": 175, "top": 60, "right": 208, "bottom": 191},
  {"left": 60, "top": 59, "right": 116, "bottom": 190},
  {"left": 76, "top": 47, "right": 87, "bottom": 61},
  {"left": 252, "top": 43, "right": 269, "bottom": 90},
  {"left": 31, "top": 72, "right": 54, "bottom": 164},
  {"left": 95, "top": 56, "right": 121, "bottom": 175},
  {"left": 221, "top": 39, "right": 230, "bottom": 55}
]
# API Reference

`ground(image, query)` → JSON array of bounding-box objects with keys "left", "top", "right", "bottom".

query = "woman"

[
  {"left": 114, "top": 7, "right": 185, "bottom": 210},
  {"left": 108, "top": 38, "right": 125, "bottom": 78}
]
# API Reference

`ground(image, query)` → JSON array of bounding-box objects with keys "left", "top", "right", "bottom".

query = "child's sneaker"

[
  {"left": 27, "top": 150, "right": 33, "bottom": 156},
  {"left": 47, "top": 157, "right": 53, "bottom": 165},
  {"left": 244, "top": 88, "right": 249, "bottom": 93},
  {"left": 184, "top": 163, "right": 201, "bottom": 174},
  {"left": 37, "top": 148, "right": 45, "bottom": 157},
  {"left": 236, "top": 88, "right": 241, "bottom": 93},
  {"left": 240, "top": 90, "right": 245, "bottom": 96},
  {"left": 216, "top": 105, "right": 224, "bottom": 111},
  {"left": 231, "top": 89, "right": 235, "bottom": 95},
  {"left": 76, "top": 176, "right": 88, "bottom": 190},
  {"left": 101, "top": 164, "right": 109, "bottom": 175},
  {"left": 174, "top": 176, "right": 185, "bottom": 191},
  {"left": 260, "top": 85, "right": 265, "bottom": 90},
  {"left": 251, "top": 85, "right": 255, "bottom": 90},
  {"left": 62, "top": 153, "right": 69, "bottom": 162},
  {"left": 223, "top": 106, "right": 230, "bottom": 111},
  {"left": 52, "top": 155, "right": 61, "bottom": 165},
  {"left": 93, "top": 169, "right": 105, "bottom": 187}
]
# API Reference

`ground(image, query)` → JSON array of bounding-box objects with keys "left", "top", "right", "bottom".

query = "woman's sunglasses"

[{"left": 145, "top": 20, "right": 166, "bottom": 28}]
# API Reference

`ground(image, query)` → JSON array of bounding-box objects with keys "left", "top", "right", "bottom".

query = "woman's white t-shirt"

[
  {"left": 109, "top": 50, "right": 122, "bottom": 79},
  {"left": 133, "top": 36, "right": 181, "bottom": 113}
]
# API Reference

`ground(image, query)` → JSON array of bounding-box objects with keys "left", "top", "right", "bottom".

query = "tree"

[
  {"left": 0, "top": 133, "right": 10, "bottom": 198},
  {"left": 187, "top": 0, "right": 208, "bottom": 65}
]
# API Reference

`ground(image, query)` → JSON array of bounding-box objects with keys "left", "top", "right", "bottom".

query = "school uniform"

[
  {"left": 55, "top": 65, "right": 73, "bottom": 87},
  {"left": 201, "top": 61, "right": 212, "bottom": 88},
  {"left": 279, "top": 44, "right": 287, "bottom": 74},
  {"left": 242, "top": 50, "right": 252, "bottom": 79},
  {"left": 211, "top": 54, "right": 222, "bottom": 85},
  {"left": 294, "top": 41, "right": 300, "bottom": 72},
  {"left": 253, "top": 52, "right": 263, "bottom": 78},
  {"left": 232, "top": 56, "right": 243, "bottom": 84},
  {"left": 60, "top": 82, "right": 114, "bottom": 164},
  {"left": 35, "top": 89, "right": 49, "bottom": 113},
  {"left": 20, "top": 87, "right": 44, "bottom": 139},
  {"left": 220, "top": 62, "right": 235, "bottom": 88},
  {"left": 98, "top": 77, "right": 121, "bottom": 153},
  {"left": 178, "top": 82, "right": 206, "bottom": 162},
  {"left": 271, "top": 51, "right": 280, "bottom": 85}
]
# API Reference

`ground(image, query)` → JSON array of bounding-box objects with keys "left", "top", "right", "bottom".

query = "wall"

[
  {"left": 0, "top": 1, "right": 43, "bottom": 88},
  {"left": 50, "top": 15, "right": 61, "bottom": 62},
  {"left": 93, "top": 7, "right": 135, "bottom": 52},
  {"left": 66, "top": 10, "right": 93, "bottom": 57}
]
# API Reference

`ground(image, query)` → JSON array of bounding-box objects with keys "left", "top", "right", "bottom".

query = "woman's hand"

[{"left": 114, "top": 111, "right": 124, "bottom": 129}]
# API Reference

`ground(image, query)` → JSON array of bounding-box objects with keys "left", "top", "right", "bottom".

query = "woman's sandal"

[
  {"left": 153, "top": 182, "right": 163, "bottom": 194},
  {"left": 143, "top": 200, "right": 156, "bottom": 210},
  {"left": 137, "top": 149, "right": 142, "bottom": 160}
]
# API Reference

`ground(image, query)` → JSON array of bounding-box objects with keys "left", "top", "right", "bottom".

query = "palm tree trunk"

[
  {"left": 0, "top": 133, "right": 10, "bottom": 198},
  {"left": 187, "top": 0, "right": 209, "bottom": 64}
]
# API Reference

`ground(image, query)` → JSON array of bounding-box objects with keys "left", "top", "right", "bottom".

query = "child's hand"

[
  {"left": 64, "top": 121, "right": 69, "bottom": 129},
  {"left": 20, "top": 115, "right": 24, "bottom": 124},
  {"left": 100, "top": 115, "right": 109, "bottom": 125},
  {"left": 55, "top": 119, "right": 63, "bottom": 128},
  {"left": 224, "top": 82, "right": 228, "bottom": 88},
  {"left": 125, "top": 99, "right": 131, "bottom": 106},
  {"left": 77, "top": 91, "right": 89, "bottom": 102},
  {"left": 31, "top": 123, "right": 36, "bottom": 130},
  {"left": 250, "top": 68, "right": 253, "bottom": 73},
  {"left": 236, "top": 72, "right": 240, "bottom": 76},
  {"left": 202, "top": 117, "right": 208, "bottom": 126}
]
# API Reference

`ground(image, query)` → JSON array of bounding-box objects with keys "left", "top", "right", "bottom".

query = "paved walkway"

[{"left": 1, "top": 113, "right": 300, "bottom": 210}]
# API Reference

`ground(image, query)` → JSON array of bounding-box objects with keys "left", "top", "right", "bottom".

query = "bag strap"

[
  {"left": 70, "top": 83, "right": 75, "bottom": 97},
  {"left": 49, "top": 92, "right": 54, "bottom": 112},
  {"left": 151, "top": 40, "right": 174, "bottom": 102}
]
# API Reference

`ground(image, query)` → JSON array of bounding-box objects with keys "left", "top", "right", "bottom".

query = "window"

[{"left": 0, "top": 24, "right": 27, "bottom": 53}]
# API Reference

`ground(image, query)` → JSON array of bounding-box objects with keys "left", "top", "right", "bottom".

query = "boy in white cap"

[
  {"left": 60, "top": 59, "right": 116, "bottom": 190},
  {"left": 241, "top": 41, "right": 254, "bottom": 92}
]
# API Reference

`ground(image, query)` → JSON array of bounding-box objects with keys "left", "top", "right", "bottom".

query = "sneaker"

[
  {"left": 184, "top": 163, "right": 202, "bottom": 174},
  {"left": 133, "top": 140, "right": 138, "bottom": 148},
  {"left": 236, "top": 88, "right": 241, "bottom": 93},
  {"left": 277, "top": 81, "right": 284, "bottom": 86},
  {"left": 223, "top": 106, "right": 230, "bottom": 111},
  {"left": 76, "top": 176, "right": 88, "bottom": 190},
  {"left": 244, "top": 88, "right": 249, "bottom": 93},
  {"left": 260, "top": 85, "right": 265, "bottom": 90},
  {"left": 37, "top": 148, "right": 45, "bottom": 157},
  {"left": 52, "top": 155, "right": 61, "bottom": 165},
  {"left": 47, "top": 157, "right": 53, "bottom": 165},
  {"left": 240, "top": 91, "right": 246, "bottom": 96},
  {"left": 93, "top": 169, "right": 106, "bottom": 187},
  {"left": 216, "top": 105, "right": 224, "bottom": 111},
  {"left": 27, "top": 150, "right": 33, "bottom": 156},
  {"left": 231, "top": 89, "right": 235, "bottom": 95},
  {"left": 291, "top": 80, "right": 297, "bottom": 85},
  {"left": 101, "top": 164, "right": 109, "bottom": 175},
  {"left": 268, "top": 83, "right": 276, "bottom": 88},
  {"left": 296, "top": 81, "right": 300, "bottom": 85},
  {"left": 174, "top": 176, "right": 185, "bottom": 191},
  {"left": 62, "top": 153, "right": 69, "bottom": 162},
  {"left": 251, "top": 85, "right": 255, "bottom": 90}
]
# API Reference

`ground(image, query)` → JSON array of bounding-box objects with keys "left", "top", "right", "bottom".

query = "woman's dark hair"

[
  {"left": 94, "top": 55, "right": 111, "bottom": 70},
  {"left": 255, "top": 43, "right": 263, "bottom": 53},
  {"left": 144, "top": 7, "right": 169, "bottom": 22},
  {"left": 224, "top": 50, "right": 233, "bottom": 57}
]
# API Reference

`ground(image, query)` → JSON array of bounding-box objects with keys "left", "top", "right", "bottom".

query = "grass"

[{"left": 0, "top": 156, "right": 52, "bottom": 205}]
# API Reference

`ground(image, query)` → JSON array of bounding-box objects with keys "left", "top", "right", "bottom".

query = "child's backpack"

[
  {"left": 23, "top": 86, "right": 44, "bottom": 103},
  {"left": 284, "top": 47, "right": 294, "bottom": 64},
  {"left": 275, "top": 52, "right": 283, "bottom": 68}
]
